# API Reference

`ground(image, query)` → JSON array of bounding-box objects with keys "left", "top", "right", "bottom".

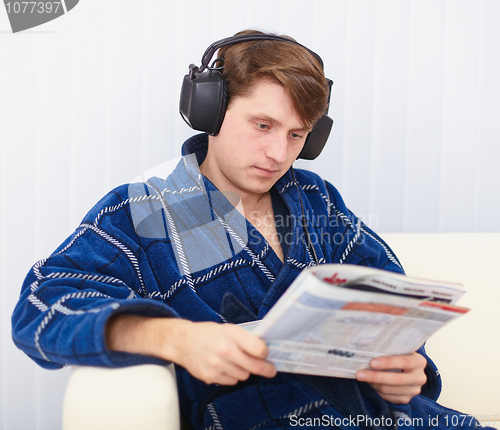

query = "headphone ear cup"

[
  {"left": 215, "top": 76, "right": 228, "bottom": 135},
  {"left": 298, "top": 114, "right": 333, "bottom": 160},
  {"left": 179, "top": 70, "right": 228, "bottom": 136}
]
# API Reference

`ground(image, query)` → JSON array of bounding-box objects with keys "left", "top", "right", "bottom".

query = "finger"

[
  {"left": 206, "top": 327, "right": 276, "bottom": 378},
  {"left": 356, "top": 366, "right": 426, "bottom": 387},
  {"left": 219, "top": 363, "right": 251, "bottom": 383},
  {"left": 218, "top": 359, "right": 275, "bottom": 384},
  {"left": 369, "top": 382, "right": 422, "bottom": 397},
  {"left": 369, "top": 353, "right": 426, "bottom": 372},
  {"left": 357, "top": 368, "right": 407, "bottom": 386},
  {"left": 368, "top": 379, "right": 423, "bottom": 404},
  {"left": 233, "top": 328, "right": 270, "bottom": 359},
  {"left": 235, "top": 335, "right": 277, "bottom": 378},
  {"left": 189, "top": 352, "right": 252, "bottom": 385},
  {"left": 227, "top": 345, "right": 277, "bottom": 378},
  {"left": 251, "top": 359, "right": 277, "bottom": 378}
]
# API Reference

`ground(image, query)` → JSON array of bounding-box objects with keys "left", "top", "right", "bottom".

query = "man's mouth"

[{"left": 254, "top": 166, "right": 280, "bottom": 177}]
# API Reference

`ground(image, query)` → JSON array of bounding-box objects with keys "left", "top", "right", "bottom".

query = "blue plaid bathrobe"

[{"left": 12, "top": 134, "right": 487, "bottom": 429}]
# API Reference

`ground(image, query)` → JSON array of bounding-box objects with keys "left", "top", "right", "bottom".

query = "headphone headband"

[{"left": 198, "top": 34, "right": 324, "bottom": 72}]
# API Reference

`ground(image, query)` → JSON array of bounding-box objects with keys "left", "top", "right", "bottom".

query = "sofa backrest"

[{"left": 382, "top": 232, "right": 500, "bottom": 426}]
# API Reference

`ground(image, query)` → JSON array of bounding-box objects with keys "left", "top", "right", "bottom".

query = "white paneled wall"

[{"left": 1, "top": 1, "right": 499, "bottom": 428}]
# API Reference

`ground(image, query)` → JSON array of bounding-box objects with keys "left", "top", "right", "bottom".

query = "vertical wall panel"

[
  {"left": 439, "top": 1, "right": 481, "bottom": 232},
  {"left": 302, "top": 1, "right": 347, "bottom": 203},
  {"left": 66, "top": 3, "right": 117, "bottom": 227},
  {"left": 103, "top": 2, "right": 144, "bottom": 187},
  {"left": 340, "top": 1, "right": 377, "bottom": 221},
  {"left": 0, "top": 23, "right": 6, "bottom": 429},
  {"left": 34, "top": 29, "right": 73, "bottom": 257},
  {"left": 368, "top": 1, "right": 411, "bottom": 232},
  {"left": 403, "top": 0, "right": 446, "bottom": 232},
  {"left": 243, "top": 0, "right": 282, "bottom": 34},
  {"left": 1, "top": 33, "right": 40, "bottom": 430},
  {"left": 1, "top": 36, "right": 6, "bottom": 429},
  {"left": 474, "top": 1, "right": 500, "bottom": 231},
  {"left": 140, "top": 2, "right": 179, "bottom": 172}
]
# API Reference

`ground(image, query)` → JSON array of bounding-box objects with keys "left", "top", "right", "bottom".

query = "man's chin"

[{"left": 242, "top": 181, "right": 274, "bottom": 197}]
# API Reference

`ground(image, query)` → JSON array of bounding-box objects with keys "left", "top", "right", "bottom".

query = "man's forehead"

[{"left": 238, "top": 79, "right": 309, "bottom": 129}]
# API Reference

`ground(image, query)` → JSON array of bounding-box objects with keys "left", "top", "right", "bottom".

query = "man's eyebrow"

[{"left": 252, "top": 114, "right": 310, "bottom": 131}]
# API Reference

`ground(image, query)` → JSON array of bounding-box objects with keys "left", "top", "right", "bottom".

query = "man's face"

[{"left": 203, "top": 78, "right": 310, "bottom": 200}]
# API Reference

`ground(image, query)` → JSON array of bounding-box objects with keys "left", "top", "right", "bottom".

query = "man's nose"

[{"left": 265, "top": 133, "right": 288, "bottom": 164}]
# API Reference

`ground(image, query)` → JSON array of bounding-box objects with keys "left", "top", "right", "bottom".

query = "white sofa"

[{"left": 62, "top": 233, "right": 500, "bottom": 429}]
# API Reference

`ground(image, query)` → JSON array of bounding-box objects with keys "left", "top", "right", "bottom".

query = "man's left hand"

[{"left": 355, "top": 352, "right": 427, "bottom": 404}]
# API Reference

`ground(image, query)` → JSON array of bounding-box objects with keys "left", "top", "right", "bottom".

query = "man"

[{"left": 12, "top": 30, "right": 484, "bottom": 429}]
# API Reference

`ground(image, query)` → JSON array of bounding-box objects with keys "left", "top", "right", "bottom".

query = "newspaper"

[{"left": 241, "top": 264, "right": 469, "bottom": 379}]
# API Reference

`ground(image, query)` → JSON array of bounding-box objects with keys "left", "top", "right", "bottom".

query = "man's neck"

[{"left": 200, "top": 161, "right": 283, "bottom": 261}]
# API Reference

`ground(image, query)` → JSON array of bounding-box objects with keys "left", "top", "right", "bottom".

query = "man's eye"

[
  {"left": 290, "top": 133, "right": 303, "bottom": 140},
  {"left": 257, "top": 123, "right": 269, "bottom": 130}
]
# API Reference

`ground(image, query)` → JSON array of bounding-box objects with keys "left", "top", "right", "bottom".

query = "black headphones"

[{"left": 179, "top": 34, "right": 333, "bottom": 160}]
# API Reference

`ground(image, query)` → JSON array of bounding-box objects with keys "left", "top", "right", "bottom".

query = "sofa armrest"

[{"left": 62, "top": 364, "right": 180, "bottom": 430}]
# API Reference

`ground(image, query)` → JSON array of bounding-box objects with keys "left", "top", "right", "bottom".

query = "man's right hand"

[{"left": 106, "top": 315, "right": 277, "bottom": 385}]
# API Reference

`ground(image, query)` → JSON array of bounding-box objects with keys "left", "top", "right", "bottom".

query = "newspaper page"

[{"left": 244, "top": 264, "right": 468, "bottom": 379}]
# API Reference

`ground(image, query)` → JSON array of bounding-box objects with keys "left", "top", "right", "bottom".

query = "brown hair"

[{"left": 217, "top": 30, "right": 330, "bottom": 129}]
